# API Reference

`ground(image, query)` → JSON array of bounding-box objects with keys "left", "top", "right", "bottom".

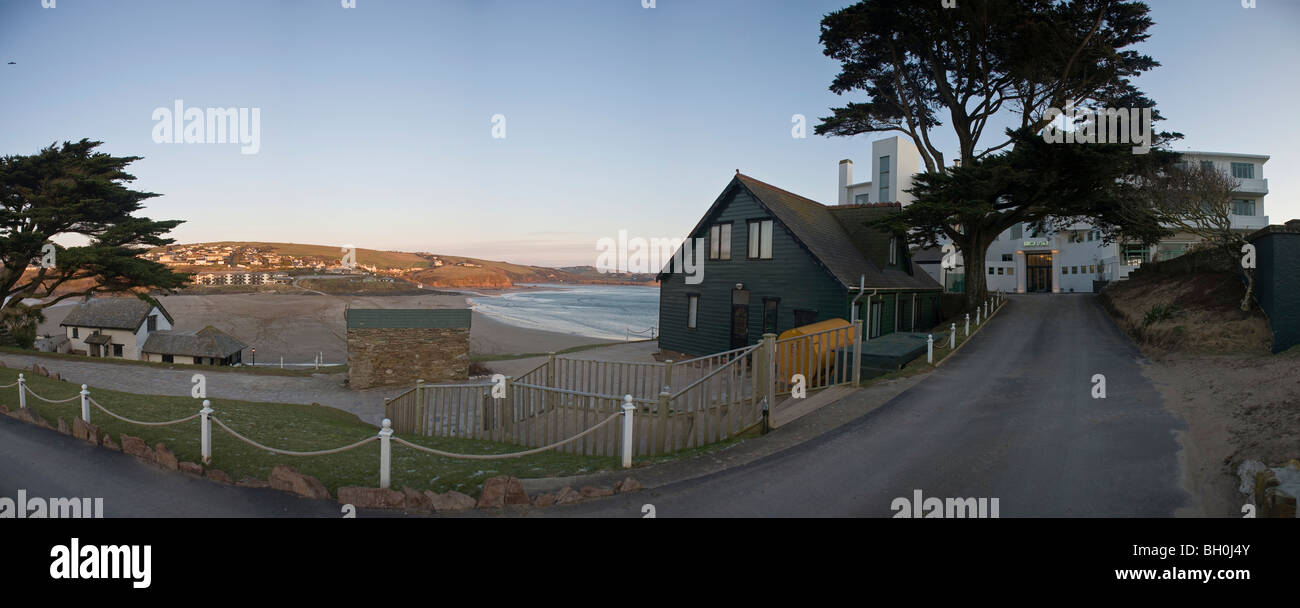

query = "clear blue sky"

[{"left": 2, "top": 0, "right": 1297, "bottom": 266}]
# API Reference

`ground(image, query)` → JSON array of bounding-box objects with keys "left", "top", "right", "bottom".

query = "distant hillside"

[{"left": 150, "top": 242, "right": 655, "bottom": 289}]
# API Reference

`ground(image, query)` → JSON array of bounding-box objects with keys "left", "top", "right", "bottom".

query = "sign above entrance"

[{"left": 1023, "top": 239, "right": 1050, "bottom": 247}]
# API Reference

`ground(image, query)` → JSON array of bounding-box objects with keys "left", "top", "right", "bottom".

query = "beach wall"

[{"left": 345, "top": 309, "right": 473, "bottom": 389}]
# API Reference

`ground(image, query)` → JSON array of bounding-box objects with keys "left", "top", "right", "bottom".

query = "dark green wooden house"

[{"left": 657, "top": 173, "right": 942, "bottom": 357}]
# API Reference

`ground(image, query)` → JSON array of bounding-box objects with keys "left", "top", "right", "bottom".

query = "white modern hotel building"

[{"left": 836, "top": 137, "right": 1269, "bottom": 293}]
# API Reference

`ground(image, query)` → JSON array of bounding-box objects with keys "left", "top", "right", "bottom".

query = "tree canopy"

[{"left": 0, "top": 139, "right": 189, "bottom": 343}]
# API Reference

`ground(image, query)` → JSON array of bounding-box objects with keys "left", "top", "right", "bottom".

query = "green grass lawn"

[
  {"left": 0, "top": 346, "right": 347, "bottom": 377},
  {"left": 0, "top": 368, "right": 617, "bottom": 497}
]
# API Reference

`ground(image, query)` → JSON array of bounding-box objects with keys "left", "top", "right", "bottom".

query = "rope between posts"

[
  {"left": 391, "top": 411, "right": 624, "bottom": 460},
  {"left": 0, "top": 381, "right": 18, "bottom": 388},
  {"left": 88, "top": 397, "right": 201, "bottom": 427},
  {"left": 24, "top": 386, "right": 81, "bottom": 403},
  {"left": 211, "top": 416, "right": 377, "bottom": 456}
]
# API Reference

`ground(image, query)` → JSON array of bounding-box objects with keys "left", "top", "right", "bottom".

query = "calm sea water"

[{"left": 467, "top": 284, "right": 659, "bottom": 341}]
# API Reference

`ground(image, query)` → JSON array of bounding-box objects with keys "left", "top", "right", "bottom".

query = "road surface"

[{"left": 0, "top": 295, "right": 1189, "bottom": 517}]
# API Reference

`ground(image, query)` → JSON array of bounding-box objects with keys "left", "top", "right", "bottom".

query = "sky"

[{"left": 2, "top": 0, "right": 1297, "bottom": 267}]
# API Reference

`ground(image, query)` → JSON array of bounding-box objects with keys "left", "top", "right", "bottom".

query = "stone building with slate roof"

[
  {"left": 345, "top": 308, "right": 471, "bottom": 389},
  {"left": 60, "top": 297, "right": 174, "bottom": 359},
  {"left": 141, "top": 326, "right": 247, "bottom": 366},
  {"left": 657, "top": 173, "right": 941, "bottom": 357}
]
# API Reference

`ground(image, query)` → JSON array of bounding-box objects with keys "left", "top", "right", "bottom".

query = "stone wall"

[{"left": 347, "top": 327, "right": 470, "bottom": 389}]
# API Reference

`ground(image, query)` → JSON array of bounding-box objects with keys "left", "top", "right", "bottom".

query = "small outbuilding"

[
  {"left": 141, "top": 326, "right": 247, "bottom": 366},
  {"left": 345, "top": 308, "right": 471, "bottom": 389}
]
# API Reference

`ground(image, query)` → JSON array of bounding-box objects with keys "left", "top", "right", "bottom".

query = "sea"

[{"left": 466, "top": 283, "right": 659, "bottom": 341}]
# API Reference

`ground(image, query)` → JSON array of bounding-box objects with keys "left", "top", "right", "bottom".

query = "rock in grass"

[
  {"left": 426, "top": 490, "right": 476, "bottom": 512},
  {"left": 154, "top": 443, "right": 179, "bottom": 471},
  {"left": 73, "top": 418, "right": 100, "bottom": 445},
  {"left": 532, "top": 493, "right": 556, "bottom": 507},
  {"left": 477, "top": 476, "right": 529, "bottom": 509},
  {"left": 102, "top": 434, "right": 120, "bottom": 451},
  {"left": 120, "top": 434, "right": 153, "bottom": 464},
  {"left": 338, "top": 487, "right": 405, "bottom": 509},
  {"left": 401, "top": 486, "right": 432, "bottom": 511},
  {"left": 580, "top": 486, "right": 613, "bottom": 499},
  {"left": 615, "top": 477, "right": 643, "bottom": 493},
  {"left": 179, "top": 462, "right": 203, "bottom": 476},
  {"left": 268, "top": 465, "right": 331, "bottom": 500},
  {"left": 57, "top": 417, "right": 71, "bottom": 435},
  {"left": 555, "top": 486, "right": 582, "bottom": 505}
]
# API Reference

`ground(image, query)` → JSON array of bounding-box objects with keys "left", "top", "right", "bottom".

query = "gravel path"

[{"left": 0, "top": 353, "right": 391, "bottom": 425}]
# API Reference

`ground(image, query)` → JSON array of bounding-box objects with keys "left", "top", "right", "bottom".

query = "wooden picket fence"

[{"left": 385, "top": 321, "right": 864, "bottom": 459}]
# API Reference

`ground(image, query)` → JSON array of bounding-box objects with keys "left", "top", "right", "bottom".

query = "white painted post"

[
  {"left": 79, "top": 384, "right": 90, "bottom": 423},
  {"left": 964, "top": 313, "right": 970, "bottom": 336},
  {"left": 379, "top": 418, "right": 393, "bottom": 489},
  {"left": 17, "top": 373, "right": 25, "bottom": 409},
  {"left": 949, "top": 323, "right": 956, "bottom": 349},
  {"left": 976, "top": 307, "right": 981, "bottom": 325},
  {"left": 279, "top": 356, "right": 284, "bottom": 369},
  {"left": 927, "top": 334, "right": 934, "bottom": 364},
  {"left": 621, "top": 395, "right": 635, "bottom": 469},
  {"left": 200, "top": 400, "right": 213, "bottom": 464}
]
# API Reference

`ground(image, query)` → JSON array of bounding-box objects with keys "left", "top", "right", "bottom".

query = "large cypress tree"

[{"left": 816, "top": 0, "right": 1177, "bottom": 305}]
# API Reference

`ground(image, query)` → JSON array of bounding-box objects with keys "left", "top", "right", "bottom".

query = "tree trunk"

[{"left": 962, "top": 239, "right": 989, "bottom": 310}]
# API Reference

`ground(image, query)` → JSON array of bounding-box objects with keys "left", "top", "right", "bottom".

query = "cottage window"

[
  {"left": 888, "top": 237, "right": 897, "bottom": 266},
  {"left": 113, "top": 344, "right": 123, "bottom": 357},
  {"left": 71, "top": 327, "right": 79, "bottom": 339},
  {"left": 747, "top": 219, "right": 773, "bottom": 259},
  {"left": 762, "top": 298, "right": 779, "bottom": 334},
  {"left": 687, "top": 295, "right": 699, "bottom": 329},
  {"left": 709, "top": 224, "right": 732, "bottom": 260},
  {"left": 162, "top": 354, "right": 173, "bottom": 363},
  {"left": 147, "top": 315, "right": 158, "bottom": 331}
]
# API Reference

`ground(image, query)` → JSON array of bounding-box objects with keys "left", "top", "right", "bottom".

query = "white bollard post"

[
  {"left": 927, "top": 334, "right": 934, "bottom": 364},
  {"left": 79, "top": 384, "right": 90, "bottom": 423},
  {"left": 949, "top": 323, "right": 956, "bottom": 349},
  {"left": 621, "top": 394, "right": 635, "bottom": 469},
  {"left": 976, "top": 307, "right": 981, "bottom": 325},
  {"left": 200, "top": 400, "right": 213, "bottom": 464},
  {"left": 964, "top": 313, "right": 970, "bottom": 336},
  {"left": 379, "top": 418, "right": 393, "bottom": 489},
  {"left": 17, "top": 373, "right": 26, "bottom": 409}
]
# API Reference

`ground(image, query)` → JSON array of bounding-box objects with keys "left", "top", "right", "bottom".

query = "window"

[
  {"left": 147, "top": 315, "right": 158, "bottom": 331},
  {"left": 112, "top": 344, "right": 123, "bottom": 357},
  {"left": 1200, "top": 160, "right": 1214, "bottom": 171},
  {"left": 71, "top": 327, "right": 79, "bottom": 339},
  {"left": 794, "top": 309, "right": 818, "bottom": 327},
  {"left": 709, "top": 224, "right": 731, "bottom": 260},
  {"left": 762, "top": 298, "right": 779, "bottom": 334},
  {"left": 879, "top": 156, "right": 891, "bottom": 202},
  {"left": 888, "top": 237, "right": 897, "bottom": 266},
  {"left": 855, "top": 193, "right": 870, "bottom": 204},
  {"left": 869, "top": 303, "right": 882, "bottom": 338},
  {"left": 1123, "top": 245, "right": 1148, "bottom": 266},
  {"left": 162, "top": 354, "right": 174, "bottom": 363},
  {"left": 687, "top": 295, "right": 699, "bottom": 329},
  {"left": 1007, "top": 267, "right": 1014, "bottom": 276},
  {"left": 1232, "top": 199, "right": 1256, "bottom": 216},
  {"left": 997, "top": 267, "right": 1004, "bottom": 275},
  {"left": 1231, "top": 162, "right": 1255, "bottom": 179},
  {"left": 747, "top": 219, "right": 773, "bottom": 259},
  {"left": 988, "top": 266, "right": 996, "bottom": 275},
  {"left": 1001, "top": 254, "right": 1013, "bottom": 262},
  {"left": 1061, "top": 266, "right": 1068, "bottom": 275},
  {"left": 1089, "top": 265, "right": 1096, "bottom": 274},
  {"left": 1011, "top": 223, "right": 1023, "bottom": 239}
]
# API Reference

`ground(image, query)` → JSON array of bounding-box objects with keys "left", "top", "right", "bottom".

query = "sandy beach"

[{"left": 35, "top": 291, "right": 623, "bottom": 365}]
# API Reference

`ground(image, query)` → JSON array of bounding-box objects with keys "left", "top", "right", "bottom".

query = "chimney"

[{"left": 838, "top": 159, "right": 853, "bottom": 205}]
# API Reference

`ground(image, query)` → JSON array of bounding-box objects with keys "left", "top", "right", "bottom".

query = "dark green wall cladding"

[
  {"left": 658, "top": 186, "right": 941, "bottom": 357},
  {"left": 1250, "top": 230, "right": 1300, "bottom": 353}
]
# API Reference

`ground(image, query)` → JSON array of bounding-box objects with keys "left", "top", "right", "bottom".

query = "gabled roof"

[
  {"left": 60, "top": 297, "right": 174, "bottom": 331},
  {"left": 141, "top": 326, "right": 246, "bottom": 359},
  {"left": 660, "top": 173, "right": 939, "bottom": 291}
]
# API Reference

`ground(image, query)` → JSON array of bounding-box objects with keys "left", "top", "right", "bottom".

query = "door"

[
  {"left": 730, "top": 289, "right": 750, "bottom": 349},
  {"left": 1026, "top": 253, "right": 1053, "bottom": 293}
]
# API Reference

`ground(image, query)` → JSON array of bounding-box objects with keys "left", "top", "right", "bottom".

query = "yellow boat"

[{"left": 776, "top": 318, "right": 856, "bottom": 385}]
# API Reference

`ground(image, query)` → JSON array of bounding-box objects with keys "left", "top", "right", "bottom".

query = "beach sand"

[{"left": 35, "top": 291, "right": 621, "bottom": 365}]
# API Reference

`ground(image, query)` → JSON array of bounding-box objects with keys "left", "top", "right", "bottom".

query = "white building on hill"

[{"left": 837, "top": 138, "right": 1269, "bottom": 294}]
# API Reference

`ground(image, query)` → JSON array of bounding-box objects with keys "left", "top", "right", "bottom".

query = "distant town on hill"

[{"left": 141, "top": 241, "right": 657, "bottom": 289}]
